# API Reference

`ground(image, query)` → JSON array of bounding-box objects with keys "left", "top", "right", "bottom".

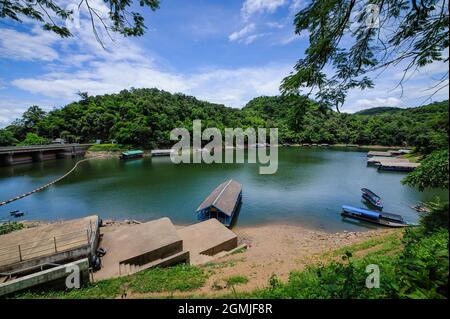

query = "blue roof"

[
  {"left": 122, "top": 150, "right": 144, "bottom": 156},
  {"left": 342, "top": 205, "right": 381, "bottom": 219}
]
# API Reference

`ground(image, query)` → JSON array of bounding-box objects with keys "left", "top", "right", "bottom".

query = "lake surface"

[{"left": 0, "top": 148, "right": 447, "bottom": 232}]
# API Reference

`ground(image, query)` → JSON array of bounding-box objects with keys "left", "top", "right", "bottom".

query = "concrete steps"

[{"left": 119, "top": 250, "right": 189, "bottom": 276}]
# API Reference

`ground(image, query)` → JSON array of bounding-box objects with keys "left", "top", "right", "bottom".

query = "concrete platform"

[
  {"left": 177, "top": 219, "right": 238, "bottom": 265},
  {"left": 94, "top": 217, "right": 188, "bottom": 280},
  {"left": 0, "top": 215, "right": 99, "bottom": 273}
]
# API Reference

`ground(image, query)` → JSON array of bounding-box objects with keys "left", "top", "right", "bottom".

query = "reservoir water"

[{"left": 0, "top": 148, "right": 447, "bottom": 232}]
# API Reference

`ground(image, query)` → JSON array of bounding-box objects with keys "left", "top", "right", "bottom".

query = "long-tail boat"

[
  {"left": 361, "top": 188, "right": 383, "bottom": 210},
  {"left": 341, "top": 205, "right": 412, "bottom": 228}
]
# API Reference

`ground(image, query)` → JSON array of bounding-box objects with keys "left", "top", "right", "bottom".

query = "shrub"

[{"left": 0, "top": 222, "right": 24, "bottom": 235}]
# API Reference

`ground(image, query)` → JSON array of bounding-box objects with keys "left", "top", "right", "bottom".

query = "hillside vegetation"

[{"left": 0, "top": 89, "right": 447, "bottom": 154}]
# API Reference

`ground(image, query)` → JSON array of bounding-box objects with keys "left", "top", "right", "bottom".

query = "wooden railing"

[{"left": 0, "top": 227, "right": 94, "bottom": 267}]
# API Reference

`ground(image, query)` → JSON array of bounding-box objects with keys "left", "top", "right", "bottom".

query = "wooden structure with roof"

[{"left": 195, "top": 179, "right": 242, "bottom": 227}]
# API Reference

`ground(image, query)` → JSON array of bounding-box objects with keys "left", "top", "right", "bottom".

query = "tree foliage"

[
  {"left": 0, "top": 0, "right": 159, "bottom": 44},
  {"left": 17, "top": 132, "right": 49, "bottom": 146},
  {"left": 0, "top": 129, "right": 18, "bottom": 146},
  {"left": 282, "top": 0, "right": 449, "bottom": 111},
  {"left": 402, "top": 148, "right": 449, "bottom": 190},
  {"left": 1, "top": 90, "right": 447, "bottom": 153}
]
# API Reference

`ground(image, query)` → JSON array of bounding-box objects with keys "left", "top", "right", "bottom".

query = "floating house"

[
  {"left": 120, "top": 150, "right": 144, "bottom": 160},
  {"left": 196, "top": 179, "right": 242, "bottom": 227},
  {"left": 151, "top": 149, "right": 175, "bottom": 157}
]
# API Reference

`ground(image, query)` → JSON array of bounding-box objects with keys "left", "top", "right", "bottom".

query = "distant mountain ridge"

[
  {"left": 355, "top": 106, "right": 403, "bottom": 115},
  {"left": 355, "top": 100, "right": 448, "bottom": 115}
]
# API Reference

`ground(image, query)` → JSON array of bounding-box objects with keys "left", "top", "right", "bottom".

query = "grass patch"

[
  {"left": 326, "top": 231, "right": 403, "bottom": 258},
  {"left": 202, "top": 259, "right": 239, "bottom": 269},
  {"left": 15, "top": 277, "right": 127, "bottom": 299},
  {"left": 229, "top": 246, "right": 247, "bottom": 255},
  {"left": 13, "top": 264, "right": 208, "bottom": 299},
  {"left": 128, "top": 265, "right": 208, "bottom": 293},
  {"left": 0, "top": 222, "right": 24, "bottom": 235},
  {"left": 224, "top": 276, "right": 249, "bottom": 287},
  {"left": 403, "top": 153, "right": 421, "bottom": 163},
  {"left": 88, "top": 144, "right": 125, "bottom": 152}
]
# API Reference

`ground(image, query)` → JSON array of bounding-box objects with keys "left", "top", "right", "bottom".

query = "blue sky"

[{"left": 0, "top": 0, "right": 448, "bottom": 127}]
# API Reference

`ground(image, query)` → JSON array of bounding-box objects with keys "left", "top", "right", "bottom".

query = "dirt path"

[{"left": 128, "top": 224, "right": 397, "bottom": 298}]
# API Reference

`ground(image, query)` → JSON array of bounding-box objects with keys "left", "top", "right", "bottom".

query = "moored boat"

[
  {"left": 9, "top": 210, "right": 25, "bottom": 217},
  {"left": 361, "top": 188, "right": 383, "bottom": 210},
  {"left": 120, "top": 150, "right": 144, "bottom": 160},
  {"left": 341, "top": 205, "right": 411, "bottom": 228},
  {"left": 195, "top": 179, "right": 242, "bottom": 227}
]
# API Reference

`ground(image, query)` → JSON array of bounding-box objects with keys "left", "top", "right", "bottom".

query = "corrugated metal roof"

[
  {"left": 122, "top": 150, "right": 144, "bottom": 156},
  {"left": 196, "top": 179, "right": 242, "bottom": 216}
]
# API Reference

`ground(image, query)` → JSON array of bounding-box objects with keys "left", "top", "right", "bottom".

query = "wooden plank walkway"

[{"left": 0, "top": 216, "right": 98, "bottom": 268}]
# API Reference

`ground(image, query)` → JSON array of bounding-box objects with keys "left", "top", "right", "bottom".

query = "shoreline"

[{"left": 15, "top": 217, "right": 395, "bottom": 297}]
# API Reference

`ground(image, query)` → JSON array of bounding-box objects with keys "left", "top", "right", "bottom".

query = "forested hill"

[
  {"left": 354, "top": 107, "right": 403, "bottom": 115},
  {"left": 0, "top": 88, "right": 448, "bottom": 153},
  {"left": 242, "top": 96, "right": 448, "bottom": 153}
]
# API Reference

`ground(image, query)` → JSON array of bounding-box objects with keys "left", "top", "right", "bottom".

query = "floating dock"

[
  {"left": 367, "top": 156, "right": 410, "bottom": 166},
  {"left": 367, "top": 151, "right": 393, "bottom": 157},
  {"left": 377, "top": 161, "right": 420, "bottom": 172}
]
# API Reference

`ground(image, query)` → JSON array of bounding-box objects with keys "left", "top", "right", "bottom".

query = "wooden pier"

[
  {"left": 367, "top": 156, "right": 410, "bottom": 166},
  {"left": 366, "top": 149, "right": 419, "bottom": 172},
  {"left": 367, "top": 151, "right": 393, "bottom": 157},
  {"left": 377, "top": 161, "right": 420, "bottom": 172}
]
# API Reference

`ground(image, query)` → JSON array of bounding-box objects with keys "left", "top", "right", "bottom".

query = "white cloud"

[
  {"left": 228, "top": 23, "right": 256, "bottom": 42},
  {"left": 12, "top": 59, "right": 290, "bottom": 109},
  {"left": 289, "top": 0, "right": 305, "bottom": 13},
  {"left": 3, "top": 13, "right": 289, "bottom": 111},
  {"left": 0, "top": 28, "right": 60, "bottom": 61},
  {"left": 266, "top": 21, "right": 285, "bottom": 29},
  {"left": 242, "top": 0, "right": 287, "bottom": 19}
]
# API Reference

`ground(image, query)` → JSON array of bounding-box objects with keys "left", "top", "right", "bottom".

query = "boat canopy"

[
  {"left": 342, "top": 205, "right": 381, "bottom": 220},
  {"left": 121, "top": 150, "right": 144, "bottom": 156},
  {"left": 361, "top": 188, "right": 380, "bottom": 200}
]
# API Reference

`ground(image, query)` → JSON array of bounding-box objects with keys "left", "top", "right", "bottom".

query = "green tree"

[
  {"left": 402, "top": 148, "right": 449, "bottom": 191},
  {"left": 22, "top": 105, "right": 46, "bottom": 130},
  {"left": 18, "top": 132, "right": 48, "bottom": 146},
  {"left": 0, "top": 0, "right": 160, "bottom": 45},
  {"left": 0, "top": 129, "right": 18, "bottom": 146},
  {"left": 282, "top": 0, "right": 449, "bottom": 111}
]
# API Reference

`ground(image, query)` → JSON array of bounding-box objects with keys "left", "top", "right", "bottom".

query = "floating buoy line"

[{"left": 0, "top": 156, "right": 105, "bottom": 207}]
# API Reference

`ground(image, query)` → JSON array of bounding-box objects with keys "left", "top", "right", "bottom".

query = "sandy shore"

[
  {"left": 17, "top": 219, "right": 397, "bottom": 297},
  {"left": 129, "top": 222, "right": 396, "bottom": 298}
]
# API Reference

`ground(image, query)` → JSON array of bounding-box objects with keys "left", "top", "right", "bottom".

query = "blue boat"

[
  {"left": 341, "top": 205, "right": 410, "bottom": 228},
  {"left": 361, "top": 188, "right": 383, "bottom": 210},
  {"left": 9, "top": 210, "right": 24, "bottom": 218},
  {"left": 196, "top": 179, "right": 242, "bottom": 227}
]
